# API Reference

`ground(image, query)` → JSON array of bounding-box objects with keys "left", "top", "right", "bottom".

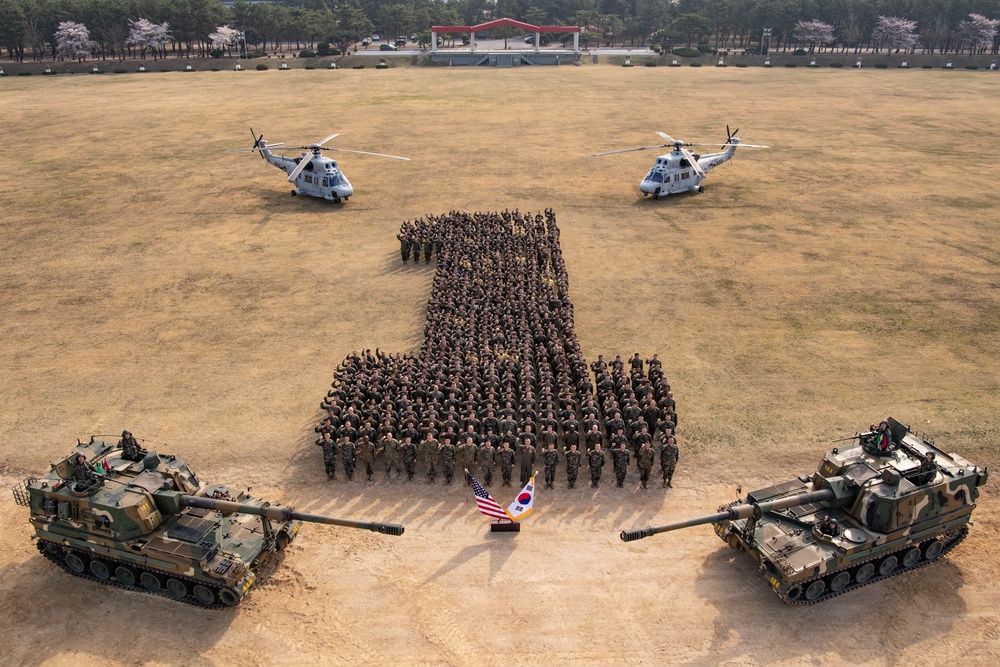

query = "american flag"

[{"left": 467, "top": 469, "right": 509, "bottom": 520}]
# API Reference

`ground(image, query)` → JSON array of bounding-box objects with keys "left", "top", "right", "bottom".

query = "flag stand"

[{"left": 490, "top": 520, "right": 520, "bottom": 533}]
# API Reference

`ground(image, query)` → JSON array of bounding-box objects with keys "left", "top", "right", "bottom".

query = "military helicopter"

[
  {"left": 227, "top": 129, "right": 409, "bottom": 203},
  {"left": 588, "top": 127, "right": 768, "bottom": 198}
]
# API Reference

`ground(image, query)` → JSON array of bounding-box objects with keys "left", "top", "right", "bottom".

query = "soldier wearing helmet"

[{"left": 118, "top": 429, "right": 146, "bottom": 462}]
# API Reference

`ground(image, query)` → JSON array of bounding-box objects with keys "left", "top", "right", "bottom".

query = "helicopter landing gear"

[
  {"left": 697, "top": 186, "right": 705, "bottom": 193},
  {"left": 290, "top": 189, "right": 297, "bottom": 197},
  {"left": 332, "top": 196, "right": 341, "bottom": 204}
]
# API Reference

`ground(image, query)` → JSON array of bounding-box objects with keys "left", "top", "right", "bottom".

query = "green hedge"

[
  {"left": 875, "top": 63, "right": 888, "bottom": 68},
  {"left": 644, "top": 61, "right": 657, "bottom": 67},
  {"left": 256, "top": 63, "right": 268, "bottom": 70},
  {"left": 785, "top": 62, "right": 797, "bottom": 67},
  {"left": 690, "top": 62, "right": 702, "bottom": 67},
  {"left": 830, "top": 62, "right": 843, "bottom": 67},
  {"left": 300, "top": 49, "right": 315, "bottom": 58}
]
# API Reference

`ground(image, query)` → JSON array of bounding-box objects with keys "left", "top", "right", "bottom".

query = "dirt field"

[{"left": 1, "top": 67, "right": 998, "bottom": 666}]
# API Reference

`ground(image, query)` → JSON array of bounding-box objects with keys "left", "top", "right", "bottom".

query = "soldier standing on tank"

[
  {"left": 478, "top": 440, "right": 497, "bottom": 486},
  {"left": 341, "top": 438, "right": 357, "bottom": 481},
  {"left": 316, "top": 432, "right": 338, "bottom": 479},
  {"left": 73, "top": 453, "right": 98, "bottom": 488},
  {"left": 400, "top": 436, "right": 417, "bottom": 481},
  {"left": 357, "top": 436, "right": 376, "bottom": 482},
  {"left": 518, "top": 437, "right": 536, "bottom": 485},
  {"left": 565, "top": 444, "right": 582, "bottom": 488},
  {"left": 118, "top": 429, "right": 146, "bottom": 462},
  {"left": 498, "top": 441, "right": 516, "bottom": 486},
  {"left": 659, "top": 435, "right": 679, "bottom": 487},
  {"left": 542, "top": 443, "right": 559, "bottom": 489},
  {"left": 456, "top": 437, "right": 478, "bottom": 486},
  {"left": 637, "top": 441, "right": 655, "bottom": 489},
  {"left": 588, "top": 444, "right": 605, "bottom": 487},
  {"left": 612, "top": 442, "right": 630, "bottom": 488}
]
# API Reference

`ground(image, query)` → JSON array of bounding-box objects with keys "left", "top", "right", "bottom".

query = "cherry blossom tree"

[
  {"left": 209, "top": 25, "right": 243, "bottom": 57},
  {"left": 127, "top": 18, "right": 171, "bottom": 61},
  {"left": 793, "top": 20, "right": 833, "bottom": 54},
  {"left": 958, "top": 14, "right": 1000, "bottom": 55},
  {"left": 55, "top": 21, "right": 93, "bottom": 61},
  {"left": 873, "top": 16, "right": 918, "bottom": 53}
]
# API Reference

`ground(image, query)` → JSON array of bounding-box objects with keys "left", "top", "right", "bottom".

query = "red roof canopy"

[{"left": 432, "top": 17, "right": 579, "bottom": 34}]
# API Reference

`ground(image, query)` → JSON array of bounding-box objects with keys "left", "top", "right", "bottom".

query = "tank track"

[
  {"left": 36, "top": 540, "right": 238, "bottom": 609},
  {"left": 779, "top": 525, "right": 969, "bottom": 605}
]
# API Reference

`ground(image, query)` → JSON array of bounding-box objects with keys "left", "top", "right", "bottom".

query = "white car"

[{"left": 371, "top": 34, "right": 380, "bottom": 41}]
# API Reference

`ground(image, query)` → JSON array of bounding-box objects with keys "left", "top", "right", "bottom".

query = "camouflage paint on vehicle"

[
  {"left": 622, "top": 418, "right": 988, "bottom": 604},
  {"left": 13, "top": 436, "right": 404, "bottom": 607}
]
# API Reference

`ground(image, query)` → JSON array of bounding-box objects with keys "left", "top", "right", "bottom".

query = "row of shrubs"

[{"left": 3, "top": 63, "right": 380, "bottom": 75}]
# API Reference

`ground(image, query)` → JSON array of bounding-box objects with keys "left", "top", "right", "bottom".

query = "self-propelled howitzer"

[
  {"left": 621, "top": 418, "right": 988, "bottom": 604},
  {"left": 12, "top": 436, "right": 404, "bottom": 607}
]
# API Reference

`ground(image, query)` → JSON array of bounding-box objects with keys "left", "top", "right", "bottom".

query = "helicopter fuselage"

[
  {"left": 640, "top": 142, "right": 738, "bottom": 198},
  {"left": 260, "top": 147, "right": 353, "bottom": 202}
]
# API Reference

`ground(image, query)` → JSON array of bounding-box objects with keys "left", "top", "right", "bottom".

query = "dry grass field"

[{"left": 1, "top": 67, "right": 998, "bottom": 666}]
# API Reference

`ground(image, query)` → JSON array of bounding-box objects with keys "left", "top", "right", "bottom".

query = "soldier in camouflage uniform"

[
  {"left": 118, "top": 429, "right": 146, "bottom": 462},
  {"left": 659, "top": 435, "right": 679, "bottom": 487},
  {"left": 588, "top": 443, "right": 606, "bottom": 488},
  {"left": 341, "top": 438, "right": 357, "bottom": 481},
  {"left": 611, "top": 442, "right": 630, "bottom": 488},
  {"left": 356, "top": 436, "right": 376, "bottom": 482},
  {"left": 456, "top": 437, "right": 478, "bottom": 486},
  {"left": 400, "top": 436, "right": 417, "bottom": 481},
  {"left": 518, "top": 437, "right": 537, "bottom": 485},
  {"left": 420, "top": 434, "right": 440, "bottom": 483},
  {"left": 542, "top": 443, "right": 560, "bottom": 489},
  {"left": 637, "top": 441, "right": 655, "bottom": 489},
  {"left": 439, "top": 437, "right": 457, "bottom": 485},
  {"left": 316, "top": 432, "right": 338, "bottom": 479},
  {"left": 477, "top": 440, "right": 497, "bottom": 486},
  {"left": 73, "top": 453, "right": 98, "bottom": 489},
  {"left": 565, "top": 444, "right": 582, "bottom": 488},
  {"left": 379, "top": 434, "right": 402, "bottom": 480},
  {"left": 497, "top": 441, "right": 516, "bottom": 486}
]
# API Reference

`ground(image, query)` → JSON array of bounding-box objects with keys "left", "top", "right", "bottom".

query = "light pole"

[{"left": 761, "top": 27, "right": 771, "bottom": 56}]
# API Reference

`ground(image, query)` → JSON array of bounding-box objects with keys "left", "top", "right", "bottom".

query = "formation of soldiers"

[{"left": 316, "top": 209, "right": 680, "bottom": 491}]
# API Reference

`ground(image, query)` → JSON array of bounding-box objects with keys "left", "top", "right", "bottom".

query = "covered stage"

[{"left": 430, "top": 18, "right": 581, "bottom": 67}]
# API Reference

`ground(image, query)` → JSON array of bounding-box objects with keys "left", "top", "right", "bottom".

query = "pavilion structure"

[{"left": 429, "top": 18, "right": 580, "bottom": 67}]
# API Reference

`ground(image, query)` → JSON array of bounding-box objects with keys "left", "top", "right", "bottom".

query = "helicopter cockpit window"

[
  {"left": 329, "top": 174, "right": 346, "bottom": 187},
  {"left": 645, "top": 170, "right": 663, "bottom": 184}
]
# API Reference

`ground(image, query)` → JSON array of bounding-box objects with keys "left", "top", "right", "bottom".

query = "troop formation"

[{"left": 315, "top": 209, "right": 679, "bottom": 492}]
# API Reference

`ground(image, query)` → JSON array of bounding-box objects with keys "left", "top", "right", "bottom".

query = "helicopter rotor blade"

[
  {"left": 681, "top": 147, "right": 706, "bottom": 177},
  {"left": 655, "top": 131, "right": 677, "bottom": 144},
  {"left": 315, "top": 133, "right": 340, "bottom": 148},
  {"left": 323, "top": 147, "right": 410, "bottom": 160},
  {"left": 286, "top": 154, "right": 312, "bottom": 183},
  {"left": 587, "top": 144, "right": 668, "bottom": 158}
]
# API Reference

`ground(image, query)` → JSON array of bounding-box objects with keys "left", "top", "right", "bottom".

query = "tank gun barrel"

[
  {"left": 181, "top": 496, "right": 404, "bottom": 536},
  {"left": 621, "top": 489, "right": 834, "bottom": 542}
]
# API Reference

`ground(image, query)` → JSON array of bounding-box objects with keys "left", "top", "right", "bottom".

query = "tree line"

[{"left": 1, "top": 0, "right": 998, "bottom": 63}]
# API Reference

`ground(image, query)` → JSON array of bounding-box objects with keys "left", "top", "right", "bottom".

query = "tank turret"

[
  {"left": 621, "top": 418, "right": 988, "bottom": 604},
  {"left": 13, "top": 436, "right": 404, "bottom": 607}
]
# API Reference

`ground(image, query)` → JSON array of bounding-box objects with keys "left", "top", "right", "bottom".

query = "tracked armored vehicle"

[
  {"left": 622, "top": 418, "right": 988, "bottom": 604},
  {"left": 12, "top": 436, "right": 404, "bottom": 607}
]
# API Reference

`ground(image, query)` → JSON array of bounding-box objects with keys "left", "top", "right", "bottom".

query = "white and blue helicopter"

[
  {"left": 228, "top": 129, "right": 409, "bottom": 203},
  {"left": 588, "top": 127, "right": 767, "bottom": 198}
]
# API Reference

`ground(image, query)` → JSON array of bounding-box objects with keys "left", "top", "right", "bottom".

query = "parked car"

[
  {"left": 379, "top": 43, "right": 397, "bottom": 51},
  {"left": 395, "top": 36, "right": 407, "bottom": 47},
  {"left": 410, "top": 33, "right": 417, "bottom": 41},
  {"left": 361, "top": 38, "right": 371, "bottom": 46},
  {"left": 371, "top": 34, "right": 380, "bottom": 41}
]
